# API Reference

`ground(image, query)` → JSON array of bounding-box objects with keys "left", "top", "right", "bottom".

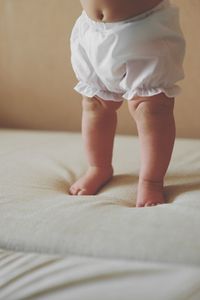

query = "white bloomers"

[{"left": 70, "top": 0, "right": 185, "bottom": 102}]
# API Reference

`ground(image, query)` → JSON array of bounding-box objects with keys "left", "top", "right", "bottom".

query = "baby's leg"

[
  {"left": 128, "top": 93, "right": 175, "bottom": 207},
  {"left": 69, "top": 96, "right": 122, "bottom": 195}
]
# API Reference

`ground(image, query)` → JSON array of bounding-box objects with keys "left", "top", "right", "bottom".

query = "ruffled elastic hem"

[
  {"left": 74, "top": 82, "right": 123, "bottom": 102},
  {"left": 123, "top": 86, "right": 181, "bottom": 100},
  {"left": 74, "top": 82, "right": 181, "bottom": 102}
]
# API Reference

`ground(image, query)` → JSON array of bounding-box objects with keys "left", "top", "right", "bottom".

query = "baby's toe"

[
  {"left": 144, "top": 202, "right": 163, "bottom": 207},
  {"left": 69, "top": 184, "right": 89, "bottom": 195},
  {"left": 69, "top": 185, "right": 80, "bottom": 195},
  {"left": 77, "top": 189, "right": 88, "bottom": 195},
  {"left": 145, "top": 202, "right": 155, "bottom": 207}
]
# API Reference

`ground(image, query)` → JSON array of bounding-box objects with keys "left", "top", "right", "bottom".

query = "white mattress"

[
  {"left": 0, "top": 129, "right": 200, "bottom": 299},
  {"left": 1, "top": 249, "right": 200, "bottom": 300}
]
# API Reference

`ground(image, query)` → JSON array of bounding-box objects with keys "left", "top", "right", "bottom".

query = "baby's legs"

[
  {"left": 69, "top": 96, "right": 122, "bottom": 195},
  {"left": 128, "top": 93, "right": 175, "bottom": 207}
]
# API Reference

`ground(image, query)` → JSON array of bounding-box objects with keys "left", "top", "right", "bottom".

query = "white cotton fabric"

[
  {"left": 1, "top": 129, "right": 200, "bottom": 299},
  {"left": 1, "top": 249, "right": 200, "bottom": 300},
  {"left": 0, "top": 129, "right": 200, "bottom": 266},
  {"left": 70, "top": 0, "right": 185, "bottom": 102}
]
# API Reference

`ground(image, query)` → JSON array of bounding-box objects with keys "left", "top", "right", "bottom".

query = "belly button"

[{"left": 97, "top": 11, "right": 104, "bottom": 21}]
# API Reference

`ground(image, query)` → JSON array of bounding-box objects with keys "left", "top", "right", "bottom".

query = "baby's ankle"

[
  {"left": 139, "top": 178, "right": 164, "bottom": 191},
  {"left": 89, "top": 165, "right": 113, "bottom": 174}
]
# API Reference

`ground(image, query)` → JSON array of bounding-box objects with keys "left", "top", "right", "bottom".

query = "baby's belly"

[{"left": 80, "top": 0, "right": 163, "bottom": 22}]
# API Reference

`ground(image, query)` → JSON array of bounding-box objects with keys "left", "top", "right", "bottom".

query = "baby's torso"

[{"left": 80, "top": 0, "right": 163, "bottom": 22}]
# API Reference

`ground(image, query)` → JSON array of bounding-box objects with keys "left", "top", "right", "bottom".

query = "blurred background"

[{"left": 0, "top": 0, "right": 199, "bottom": 138}]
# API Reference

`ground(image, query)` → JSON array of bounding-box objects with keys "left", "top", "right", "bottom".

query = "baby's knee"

[
  {"left": 128, "top": 94, "right": 174, "bottom": 121},
  {"left": 82, "top": 96, "right": 122, "bottom": 113},
  {"left": 82, "top": 97, "right": 100, "bottom": 112}
]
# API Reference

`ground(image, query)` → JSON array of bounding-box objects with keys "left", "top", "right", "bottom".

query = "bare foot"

[
  {"left": 136, "top": 179, "right": 165, "bottom": 207},
  {"left": 69, "top": 166, "right": 113, "bottom": 195}
]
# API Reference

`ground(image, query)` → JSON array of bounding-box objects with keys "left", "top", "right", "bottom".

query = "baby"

[{"left": 69, "top": 0, "right": 185, "bottom": 207}]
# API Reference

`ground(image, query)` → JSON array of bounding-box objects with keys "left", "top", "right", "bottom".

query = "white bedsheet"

[
  {"left": 0, "top": 130, "right": 200, "bottom": 300},
  {"left": 1, "top": 249, "right": 200, "bottom": 300},
  {"left": 0, "top": 129, "right": 200, "bottom": 266}
]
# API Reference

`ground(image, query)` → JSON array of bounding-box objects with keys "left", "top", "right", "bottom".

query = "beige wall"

[{"left": 0, "top": 0, "right": 199, "bottom": 138}]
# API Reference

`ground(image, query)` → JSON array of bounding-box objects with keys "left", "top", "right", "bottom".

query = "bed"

[
  {"left": 0, "top": 0, "right": 200, "bottom": 299},
  {"left": 0, "top": 130, "right": 200, "bottom": 299}
]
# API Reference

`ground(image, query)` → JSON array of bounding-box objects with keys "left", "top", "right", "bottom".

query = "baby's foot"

[
  {"left": 69, "top": 166, "right": 113, "bottom": 195},
  {"left": 136, "top": 179, "right": 165, "bottom": 207}
]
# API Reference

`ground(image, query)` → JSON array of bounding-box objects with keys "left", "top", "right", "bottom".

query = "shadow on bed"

[
  {"left": 165, "top": 175, "right": 200, "bottom": 203},
  {"left": 55, "top": 171, "right": 200, "bottom": 207}
]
